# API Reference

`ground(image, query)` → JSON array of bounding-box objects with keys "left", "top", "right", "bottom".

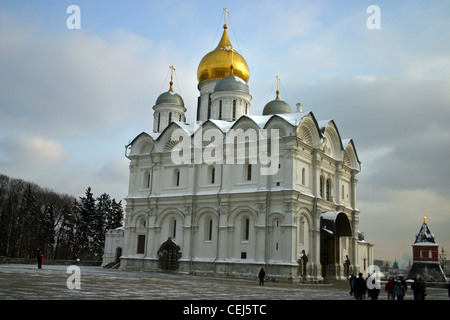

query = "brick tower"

[{"left": 407, "top": 217, "right": 446, "bottom": 282}]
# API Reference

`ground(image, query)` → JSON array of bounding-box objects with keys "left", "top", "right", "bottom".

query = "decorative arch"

[
  {"left": 297, "top": 113, "right": 321, "bottom": 148},
  {"left": 228, "top": 205, "right": 258, "bottom": 226},
  {"left": 130, "top": 210, "right": 148, "bottom": 227},
  {"left": 342, "top": 139, "right": 361, "bottom": 171},
  {"left": 128, "top": 132, "right": 154, "bottom": 156},
  {"left": 320, "top": 120, "right": 344, "bottom": 161},
  {"left": 157, "top": 122, "right": 192, "bottom": 153},
  {"left": 155, "top": 208, "right": 185, "bottom": 228}
]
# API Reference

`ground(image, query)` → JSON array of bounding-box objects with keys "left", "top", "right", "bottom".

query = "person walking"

[
  {"left": 258, "top": 268, "right": 266, "bottom": 286},
  {"left": 394, "top": 279, "right": 406, "bottom": 300},
  {"left": 385, "top": 277, "right": 395, "bottom": 300},
  {"left": 353, "top": 273, "right": 366, "bottom": 300},
  {"left": 411, "top": 277, "right": 425, "bottom": 300},
  {"left": 349, "top": 274, "right": 355, "bottom": 296},
  {"left": 37, "top": 253, "right": 44, "bottom": 269}
]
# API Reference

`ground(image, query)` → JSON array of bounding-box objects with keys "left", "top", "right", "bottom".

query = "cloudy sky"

[{"left": 1, "top": 0, "right": 449, "bottom": 264}]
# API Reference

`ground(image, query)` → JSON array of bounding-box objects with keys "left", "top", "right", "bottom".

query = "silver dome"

[
  {"left": 214, "top": 75, "right": 249, "bottom": 94},
  {"left": 155, "top": 91, "right": 184, "bottom": 107}
]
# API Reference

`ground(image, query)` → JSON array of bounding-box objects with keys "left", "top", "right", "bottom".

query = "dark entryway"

[
  {"left": 157, "top": 238, "right": 182, "bottom": 270},
  {"left": 320, "top": 212, "right": 352, "bottom": 278}
]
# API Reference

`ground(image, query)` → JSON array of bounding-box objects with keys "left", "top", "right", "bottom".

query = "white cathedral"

[{"left": 102, "top": 14, "right": 374, "bottom": 282}]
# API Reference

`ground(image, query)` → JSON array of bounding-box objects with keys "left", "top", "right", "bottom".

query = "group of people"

[
  {"left": 349, "top": 273, "right": 380, "bottom": 300},
  {"left": 349, "top": 273, "right": 429, "bottom": 300}
]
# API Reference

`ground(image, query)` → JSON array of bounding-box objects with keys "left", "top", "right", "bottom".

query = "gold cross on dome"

[
  {"left": 169, "top": 65, "right": 175, "bottom": 91},
  {"left": 224, "top": 8, "right": 229, "bottom": 24},
  {"left": 276, "top": 75, "right": 280, "bottom": 99}
]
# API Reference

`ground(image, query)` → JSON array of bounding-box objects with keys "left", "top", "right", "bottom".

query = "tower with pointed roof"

[{"left": 407, "top": 217, "right": 446, "bottom": 282}]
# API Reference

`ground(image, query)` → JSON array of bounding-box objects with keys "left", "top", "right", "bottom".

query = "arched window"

[
  {"left": 172, "top": 218, "right": 177, "bottom": 239},
  {"left": 326, "top": 178, "right": 331, "bottom": 201},
  {"left": 205, "top": 218, "right": 213, "bottom": 241},
  {"left": 168, "top": 112, "right": 172, "bottom": 125},
  {"left": 320, "top": 175, "right": 324, "bottom": 198},
  {"left": 244, "top": 218, "right": 250, "bottom": 240},
  {"left": 208, "top": 93, "right": 211, "bottom": 119},
  {"left": 232, "top": 100, "right": 236, "bottom": 120},
  {"left": 157, "top": 113, "right": 161, "bottom": 132},
  {"left": 144, "top": 171, "right": 151, "bottom": 189}
]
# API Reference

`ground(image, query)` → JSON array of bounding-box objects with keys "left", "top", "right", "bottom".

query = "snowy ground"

[{"left": 0, "top": 263, "right": 448, "bottom": 300}]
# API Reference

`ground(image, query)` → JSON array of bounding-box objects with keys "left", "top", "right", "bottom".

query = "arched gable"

[
  {"left": 264, "top": 115, "right": 295, "bottom": 138},
  {"left": 156, "top": 122, "right": 193, "bottom": 153},
  {"left": 320, "top": 120, "right": 344, "bottom": 161},
  {"left": 297, "top": 112, "right": 322, "bottom": 148},
  {"left": 127, "top": 132, "right": 154, "bottom": 156},
  {"left": 342, "top": 139, "right": 361, "bottom": 171}
]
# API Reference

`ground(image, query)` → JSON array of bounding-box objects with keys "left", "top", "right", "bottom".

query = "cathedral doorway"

[
  {"left": 320, "top": 212, "right": 352, "bottom": 278},
  {"left": 115, "top": 247, "right": 122, "bottom": 263},
  {"left": 157, "top": 238, "right": 182, "bottom": 270}
]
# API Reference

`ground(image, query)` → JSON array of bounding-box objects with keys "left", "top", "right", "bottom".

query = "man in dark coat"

[
  {"left": 353, "top": 273, "right": 366, "bottom": 300},
  {"left": 258, "top": 268, "right": 266, "bottom": 286}
]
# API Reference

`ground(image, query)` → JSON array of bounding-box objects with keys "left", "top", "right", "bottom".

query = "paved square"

[{"left": 0, "top": 264, "right": 448, "bottom": 300}]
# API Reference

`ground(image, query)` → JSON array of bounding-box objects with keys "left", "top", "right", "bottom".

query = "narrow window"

[
  {"left": 168, "top": 112, "right": 172, "bottom": 125},
  {"left": 247, "top": 164, "right": 252, "bottom": 181},
  {"left": 342, "top": 185, "right": 345, "bottom": 200},
  {"left": 219, "top": 101, "right": 222, "bottom": 119},
  {"left": 197, "top": 97, "right": 201, "bottom": 121},
  {"left": 301, "top": 168, "right": 305, "bottom": 185},
  {"left": 208, "top": 219, "right": 213, "bottom": 241},
  {"left": 245, "top": 218, "right": 250, "bottom": 240},
  {"left": 137, "top": 235, "right": 145, "bottom": 254},
  {"left": 326, "top": 179, "right": 331, "bottom": 201},
  {"left": 145, "top": 171, "right": 151, "bottom": 189},
  {"left": 175, "top": 170, "right": 180, "bottom": 186},
  {"left": 157, "top": 113, "right": 161, "bottom": 132},
  {"left": 179, "top": 114, "right": 182, "bottom": 121},
  {"left": 172, "top": 219, "right": 177, "bottom": 238},
  {"left": 232, "top": 100, "right": 236, "bottom": 120},
  {"left": 320, "top": 176, "right": 324, "bottom": 198},
  {"left": 207, "top": 93, "right": 211, "bottom": 119},
  {"left": 211, "top": 167, "right": 215, "bottom": 184}
]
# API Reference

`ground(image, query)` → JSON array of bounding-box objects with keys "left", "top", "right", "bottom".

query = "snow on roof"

[
  {"left": 207, "top": 119, "right": 235, "bottom": 132},
  {"left": 414, "top": 221, "right": 436, "bottom": 244}
]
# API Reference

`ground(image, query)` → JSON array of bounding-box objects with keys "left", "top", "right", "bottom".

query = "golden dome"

[{"left": 197, "top": 24, "right": 250, "bottom": 84}]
